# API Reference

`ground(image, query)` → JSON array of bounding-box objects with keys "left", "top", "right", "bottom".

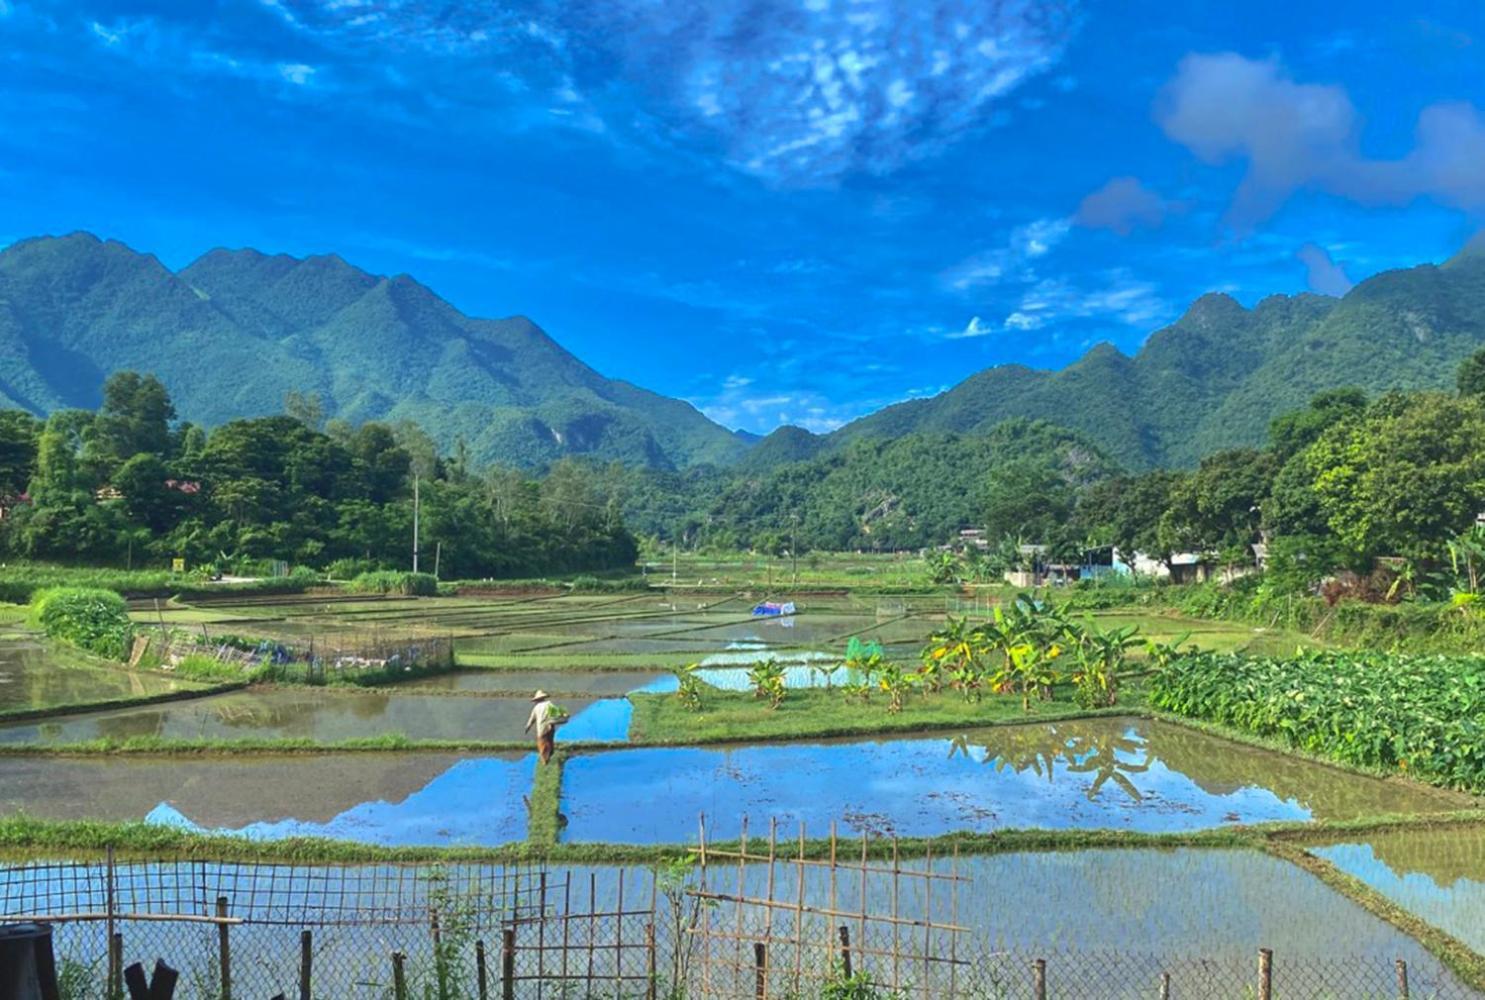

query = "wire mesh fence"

[{"left": 1, "top": 840, "right": 1480, "bottom": 999}]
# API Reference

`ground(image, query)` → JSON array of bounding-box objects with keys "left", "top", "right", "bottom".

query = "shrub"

[
  {"left": 29, "top": 587, "right": 134, "bottom": 659},
  {"left": 346, "top": 571, "right": 438, "bottom": 596},
  {"left": 1149, "top": 650, "right": 1485, "bottom": 792},
  {"left": 326, "top": 557, "right": 379, "bottom": 580}
]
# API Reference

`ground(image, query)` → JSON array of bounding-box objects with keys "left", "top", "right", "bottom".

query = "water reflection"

[
  {"left": 560, "top": 718, "right": 1469, "bottom": 844},
  {"left": 1313, "top": 827, "right": 1485, "bottom": 954},
  {"left": 0, "top": 640, "right": 199, "bottom": 713}
]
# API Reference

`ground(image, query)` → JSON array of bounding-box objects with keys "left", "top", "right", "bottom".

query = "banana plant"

[
  {"left": 747, "top": 658, "right": 786, "bottom": 709},
  {"left": 1072, "top": 620, "right": 1142, "bottom": 708}
]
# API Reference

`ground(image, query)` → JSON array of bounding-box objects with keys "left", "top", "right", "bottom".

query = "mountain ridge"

[{"left": 0, "top": 232, "right": 749, "bottom": 469}]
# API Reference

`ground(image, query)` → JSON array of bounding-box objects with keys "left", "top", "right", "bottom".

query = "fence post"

[
  {"left": 298, "top": 929, "right": 312, "bottom": 1000},
  {"left": 1257, "top": 948, "right": 1273, "bottom": 1000},
  {"left": 1159, "top": 971, "right": 1171, "bottom": 1000},
  {"left": 216, "top": 896, "right": 232, "bottom": 1000},
  {"left": 105, "top": 846, "right": 120, "bottom": 1000},
  {"left": 476, "top": 939, "right": 488, "bottom": 1000},
  {"left": 1396, "top": 958, "right": 1410, "bottom": 1000},
  {"left": 108, "top": 932, "right": 123, "bottom": 1000},
  {"left": 838, "top": 925, "right": 852, "bottom": 978},
  {"left": 392, "top": 952, "right": 408, "bottom": 1000},
  {"left": 1032, "top": 958, "right": 1047, "bottom": 1000},
  {"left": 502, "top": 927, "right": 516, "bottom": 1000},
  {"left": 431, "top": 909, "right": 448, "bottom": 999},
  {"left": 754, "top": 942, "right": 767, "bottom": 1000},
  {"left": 646, "top": 922, "right": 658, "bottom": 1000}
]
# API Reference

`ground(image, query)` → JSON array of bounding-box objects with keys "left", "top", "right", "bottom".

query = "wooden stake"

[
  {"left": 215, "top": 896, "right": 232, "bottom": 1000},
  {"left": 1258, "top": 948, "right": 1273, "bottom": 1000},
  {"left": 645, "top": 922, "right": 658, "bottom": 1000},
  {"left": 298, "top": 930, "right": 312, "bottom": 1000},
  {"left": 476, "top": 940, "right": 488, "bottom": 1000},
  {"left": 754, "top": 942, "right": 768, "bottom": 1000},
  {"left": 391, "top": 953, "right": 408, "bottom": 1000},
  {"left": 1032, "top": 957, "right": 1047, "bottom": 1000},
  {"left": 502, "top": 927, "right": 517, "bottom": 1000},
  {"left": 108, "top": 932, "right": 123, "bottom": 1000},
  {"left": 1159, "top": 971, "right": 1171, "bottom": 1000},
  {"left": 1396, "top": 958, "right": 1410, "bottom": 1000},
  {"left": 838, "top": 926, "right": 852, "bottom": 978}
]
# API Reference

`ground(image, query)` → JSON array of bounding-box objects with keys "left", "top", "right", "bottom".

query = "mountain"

[
  {"left": 0, "top": 233, "right": 749, "bottom": 469},
  {"left": 818, "top": 247, "right": 1485, "bottom": 469}
]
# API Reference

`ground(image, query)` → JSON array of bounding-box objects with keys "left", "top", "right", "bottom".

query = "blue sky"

[{"left": 2, "top": 1, "right": 1483, "bottom": 434}]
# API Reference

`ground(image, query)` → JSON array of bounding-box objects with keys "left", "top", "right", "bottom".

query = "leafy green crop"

[
  {"left": 29, "top": 586, "right": 134, "bottom": 659},
  {"left": 1149, "top": 650, "right": 1485, "bottom": 792}
]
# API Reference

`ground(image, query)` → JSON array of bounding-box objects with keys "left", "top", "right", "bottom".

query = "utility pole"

[
  {"left": 672, "top": 521, "right": 679, "bottom": 585},
  {"left": 412, "top": 475, "right": 421, "bottom": 574},
  {"left": 790, "top": 513, "right": 799, "bottom": 589}
]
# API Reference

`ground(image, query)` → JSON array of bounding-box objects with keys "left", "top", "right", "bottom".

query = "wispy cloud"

[
  {"left": 945, "top": 315, "right": 993, "bottom": 339},
  {"left": 266, "top": 0, "right": 1082, "bottom": 184},
  {"left": 1003, "top": 269, "right": 1170, "bottom": 333},
  {"left": 84, "top": 14, "right": 326, "bottom": 92},
  {"left": 942, "top": 216, "right": 1071, "bottom": 291}
]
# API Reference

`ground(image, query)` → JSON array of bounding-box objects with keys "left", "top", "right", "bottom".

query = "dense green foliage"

[
  {"left": 346, "top": 570, "right": 439, "bottom": 596},
  {"left": 0, "top": 233, "right": 745, "bottom": 469},
  {"left": 0, "top": 372, "right": 637, "bottom": 578},
  {"left": 0, "top": 565, "right": 319, "bottom": 604},
  {"left": 28, "top": 587, "right": 133, "bottom": 659},
  {"left": 608, "top": 422, "right": 1113, "bottom": 551},
  {"left": 1149, "top": 650, "right": 1485, "bottom": 792}
]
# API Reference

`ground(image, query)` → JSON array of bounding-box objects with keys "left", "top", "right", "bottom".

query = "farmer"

[{"left": 525, "top": 689, "right": 559, "bottom": 764}]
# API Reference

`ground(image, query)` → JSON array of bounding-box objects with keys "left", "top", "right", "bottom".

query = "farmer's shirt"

[{"left": 527, "top": 701, "right": 558, "bottom": 737}]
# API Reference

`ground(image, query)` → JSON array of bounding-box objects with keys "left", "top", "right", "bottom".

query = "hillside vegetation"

[{"left": 0, "top": 233, "right": 747, "bottom": 469}]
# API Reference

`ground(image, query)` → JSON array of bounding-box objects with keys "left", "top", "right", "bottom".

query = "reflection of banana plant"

[
  {"left": 949, "top": 729, "right": 1063, "bottom": 782},
  {"left": 673, "top": 662, "right": 705, "bottom": 712},
  {"left": 1063, "top": 729, "right": 1151, "bottom": 802},
  {"left": 748, "top": 658, "right": 786, "bottom": 709},
  {"left": 809, "top": 659, "right": 841, "bottom": 691}
]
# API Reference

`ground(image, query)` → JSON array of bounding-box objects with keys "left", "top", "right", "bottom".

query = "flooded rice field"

[
  {"left": 0, "top": 684, "right": 636, "bottom": 744},
  {"left": 0, "top": 638, "right": 208, "bottom": 714},
  {"left": 1312, "top": 825, "right": 1485, "bottom": 954},
  {"left": 560, "top": 717, "right": 1469, "bottom": 843},
  {"left": 0, "top": 717, "right": 1466, "bottom": 848},
  {"left": 0, "top": 752, "right": 532, "bottom": 845}
]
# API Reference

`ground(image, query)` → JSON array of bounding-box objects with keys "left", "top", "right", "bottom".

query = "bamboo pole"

[
  {"left": 792, "top": 822, "right": 806, "bottom": 991},
  {"left": 216, "top": 896, "right": 232, "bottom": 1000}
]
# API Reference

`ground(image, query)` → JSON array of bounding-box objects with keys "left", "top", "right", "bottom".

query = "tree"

[
  {"left": 1268, "top": 387, "right": 1368, "bottom": 461},
  {"left": 114, "top": 453, "right": 180, "bottom": 532},
  {"left": 0, "top": 410, "right": 42, "bottom": 493},
  {"left": 1160, "top": 449, "right": 1273, "bottom": 562},
  {"left": 92, "top": 372, "right": 175, "bottom": 465},
  {"left": 1307, "top": 392, "right": 1485, "bottom": 562},
  {"left": 284, "top": 390, "right": 326, "bottom": 431},
  {"left": 982, "top": 459, "right": 1074, "bottom": 545},
  {"left": 1459, "top": 347, "right": 1485, "bottom": 398}
]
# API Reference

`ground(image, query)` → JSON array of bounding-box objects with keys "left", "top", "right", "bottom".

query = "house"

[{"left": 0, "top": 492, "right": 29, "bottom": 520}]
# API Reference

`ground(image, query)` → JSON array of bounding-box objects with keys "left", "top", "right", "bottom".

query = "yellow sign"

[{"left": 172, "top": 557, "right": 186, "bottom": 573}]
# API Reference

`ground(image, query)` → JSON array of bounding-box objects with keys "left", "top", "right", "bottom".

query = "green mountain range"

[
  {"left": 794, "top": 240, "right": 1485, "bottom": 469},
  {"left": 0, "top": 233, "right": 749, "bottom": 469},
  {"left": 3, "top": 232, "right": 1483, "bottom": 473}
]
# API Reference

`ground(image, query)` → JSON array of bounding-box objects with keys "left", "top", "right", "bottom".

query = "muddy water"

[
  {"left": 0, "top": 752, "right": 531, "bottom": 845},
  {"left": 0, "top": 639, "right": 204, "bottom": 713},
  {"left": 398, "top": 669, "right": 663, "bottom": 696},
  {"left": 0, "top": 687, "right": 633, "bottom": 743},
  {"left": 559, "top": 717, "right": 1472, "bottom": 843},
  {"left": 1313, "top": 825, "right": 1485, "bottom": 954}
]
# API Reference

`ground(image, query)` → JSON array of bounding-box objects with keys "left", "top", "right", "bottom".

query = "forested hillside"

[
  {"left": 804, "top": 245, "right": 1485, "bottom": 469},
  {"left": 0, "top": 233, "right": 748, "bottom": 470}
]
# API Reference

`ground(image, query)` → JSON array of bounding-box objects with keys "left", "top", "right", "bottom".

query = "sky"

[{"left": 2, "top": 1, "right": 1484, "bottom": 435}]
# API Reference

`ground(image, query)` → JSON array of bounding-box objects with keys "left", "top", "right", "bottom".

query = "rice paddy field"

[{"left": 0, "top": 585, "right": 1481, "bottom": 996}]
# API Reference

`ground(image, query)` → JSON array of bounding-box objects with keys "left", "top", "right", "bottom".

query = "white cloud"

[
  {"left": 278, "top": 63, "right": 317, "bottom": 85},
  {"left": 1296, "top": 242, "right": 1354, "bottom": 296},
  {"left": 945, "top": 315, "right": 993, "bottom": 339},
  {"left": 1075, "top": 176, "right": 1170, "bottom": 234},
  {"left": 1157, "top": 52, "right": 1485, "bottom": 229}
]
